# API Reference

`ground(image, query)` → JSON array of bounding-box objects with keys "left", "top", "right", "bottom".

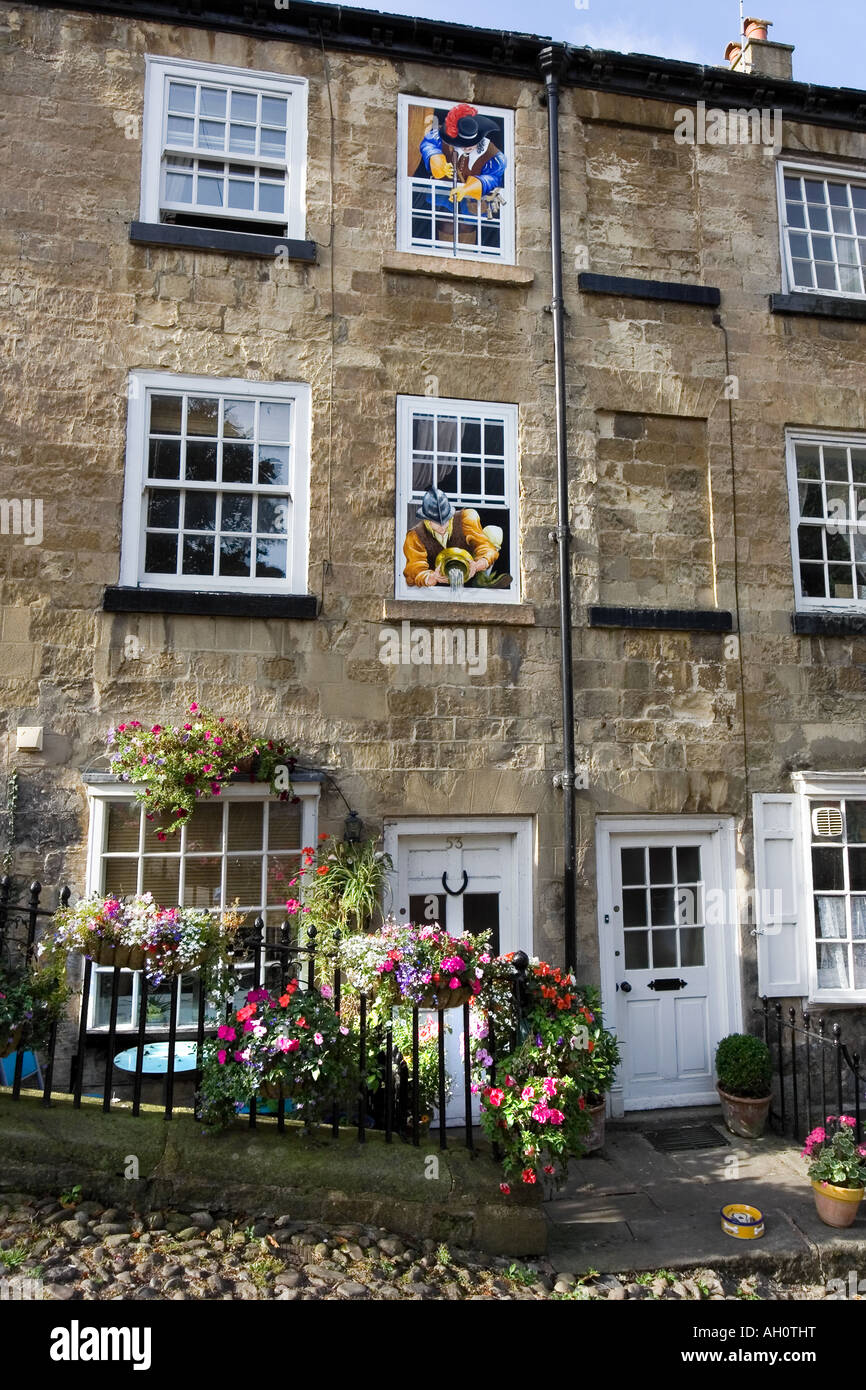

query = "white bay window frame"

[
  {"left": 140, "top": 55, "right": 308, "bottom": 238},
  {"left": 120, "top": 371, "right": 311, "bottom": 594},
  {"left": 776, "top": 159, "right": 866, "bottom": 301},
  {"left": 786, "top": 427, "right": 866, "bottom": 613},
  {"left": 84, "top": 781, "right": 319, "bottom": 1032}
]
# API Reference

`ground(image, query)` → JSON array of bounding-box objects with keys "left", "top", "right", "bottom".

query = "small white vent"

[{"left": 812, "top": 806, "right": 843, "bottom": 838}]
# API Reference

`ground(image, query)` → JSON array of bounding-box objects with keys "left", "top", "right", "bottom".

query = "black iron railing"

[
  {"left": 0, "top": 878, "right": 526, "bottom": 1151},
  {"left": 760, "top": 997, "right": 863, "bottom": 1144}
]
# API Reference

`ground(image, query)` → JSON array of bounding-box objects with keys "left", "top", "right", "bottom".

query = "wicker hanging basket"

[
  {"left": 416, "top": 983, "right": 474, "bottom": 1010},
  {"left": 90, "top": 940, "right": 147, "bottom": 971}
]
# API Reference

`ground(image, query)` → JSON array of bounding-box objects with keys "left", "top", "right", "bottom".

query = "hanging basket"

[
  {"left": 416, "top": 984, "right": 474, "bottom": 1010},
  {"left": 144, "top": 947, "right": 209, "bottom": 979},
  {"left": 90, "top": 940, "right": 147, "bottom": 971},
  {"left": 0, "top": 1025, "right": 24, "bottom": 1059}
]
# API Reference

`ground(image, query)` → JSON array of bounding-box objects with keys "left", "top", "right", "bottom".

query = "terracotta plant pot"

[
  {"left": 0, "top": 1025, "right": 24, "bottom": 1059},
  {"left": 91, "top": 940, "right": 146, "bottom": 971},
  {"left": 811, "top": 1180, "right": 864, "bottom": 1228},
  {"left": 717, "top": 1085, "right": 771, "bottom": 1139},
  {"left": 583, "top": 1099, "right": 606, "bottom": 1153}
]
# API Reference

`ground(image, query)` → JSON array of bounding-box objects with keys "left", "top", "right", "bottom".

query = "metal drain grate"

[{"left": 646, "top": 1124, "right": 729, "bottom": 1153}]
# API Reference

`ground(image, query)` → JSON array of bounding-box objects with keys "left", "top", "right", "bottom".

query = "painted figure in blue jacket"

[{"left": 419, "top": 103, "right": 506, "bottom": 248}]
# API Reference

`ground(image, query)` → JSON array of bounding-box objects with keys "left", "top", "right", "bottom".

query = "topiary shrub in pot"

[{"left": 715, "top": 1033, "right": 772, "bottom": 1138}]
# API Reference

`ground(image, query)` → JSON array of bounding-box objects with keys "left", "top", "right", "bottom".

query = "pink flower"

[
  {"left": 547, "top": 1108, "right": 565, "bottom": 1125},
  {"left": 531, "top": 1103, "right": 550, "bottom": 1123},
  {"left": 449, "top": 977, "right": 460, "bottom": 990},
  {"left": 217, "top": 1050, "right": 227, "bottom": 1065},
  {"left": 543, "top": 1164, "right": 555, "bottom": 1175},
  {"left": 286, "top": 1039, "right": 300, "bottom": 1052},
  {"left": 189, "top": 703, "right": 198, "bottom": 713},
  {"left": 285, "top": 898, "right": 301, "bottom": 914},
  {"left": 314, "top": 1032, "right": 323, "bottom": 1045},
  {"left": 217, "top": 1025, "right": 236, "bottom": 1041},
  {"left": 521, "top": 1086, "right": 535, "bottom": 1101},
  {"left": 487, "top": 1089, "right": 504, "bottom": 1108},
  {"left": 543, "top": 1078, "right": 558, "bottom": 1098},
  {"left": 320, "top": 984, "right": 333, "bottom": 999},
  {"left": 504, "top": 1075, "right": 516, "bottom": 1088},
  {"left": 840, "top": 1115, "right": 857, "bottom": 1128},
  {"left": 500, "top": 1183, "right": 510, "bottom": 1195}
]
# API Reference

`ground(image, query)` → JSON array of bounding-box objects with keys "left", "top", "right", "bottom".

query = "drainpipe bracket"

[
  {"left": 553, "top": 767, "right": 588, "bottom": 791},
  {"left": 548, "top": 525, "right": 571, "bottom": 543}
]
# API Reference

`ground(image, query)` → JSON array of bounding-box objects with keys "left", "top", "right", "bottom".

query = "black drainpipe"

[{"left": 539, "top": 44, "right": 577, "bottom": 973}]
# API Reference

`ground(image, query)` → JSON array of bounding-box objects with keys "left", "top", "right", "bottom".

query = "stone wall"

[{"left": 1, "top": 4, "right": 865, "bottom": 1038}]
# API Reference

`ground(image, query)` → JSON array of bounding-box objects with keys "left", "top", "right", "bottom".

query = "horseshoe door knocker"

[{"left": 442, "top": 870, "right": 469, "bottom": 896}]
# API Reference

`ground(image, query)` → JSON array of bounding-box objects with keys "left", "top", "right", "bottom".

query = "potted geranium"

[
  {"left": 0, "top": 957, "right": 69, "bottom": 1059},
  {"left": 803, "top": 1116, "right": 866, "bottom": 1228},
  {"left": 479, "top": 1072, "right": 591, "bottom": 1191},
  {"left": 338, "top": 919, "right": 489, "bottom": 1010},
  {"left": 52, "top": 893, "right": 244, "bottom": 985},
  {"left": 106, "top": 703, "right": 297, "bottom": 837},
  {"left": 198, "top": 979, "right": 357, "bottom": 1129},
  {"left": 715, "top": 1033, "right": 773, "bottom": 1138}
]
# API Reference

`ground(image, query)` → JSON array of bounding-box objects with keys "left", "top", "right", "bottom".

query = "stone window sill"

[
  {"left": 578, "top": 272, "right": 720, "bottom": 307},
  {"left": 103, "top": 587, "right": 318, "bottom": 619},
  {"left": 793, "top": 610, "right": 866, "bottom": 636},
  {"left": 382, "top": 598, "right": 535, "bottom": 626},
  {"left": 382, "top": 252, "right": 534, "bottom": 287},
  {"left": 588, "top": 606, "right": 733, "bottom": 632},
  {"left": 770, "top": 292, "right": 866, "bottom": 322},
  {"left": 130, "top": 221, "right": 317, "bottom": 263}
]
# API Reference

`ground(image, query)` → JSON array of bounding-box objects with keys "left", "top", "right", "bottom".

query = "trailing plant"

[
  {"left": 0, "top": 954, "right": 69, "bottom": 1056},
  {"left": 715, "top": 1033, "right": 772, "bottom": 1099},
  {"left": 284, "top": 835, "right": 393, "bottom": 958},
  {"left": 803, "top": 1115, "right": 866, "bottom": 1189},
  {"left": 199, "top": 979, "right": 357, "bottom": 1129},
  {"left": 479, "top": 1072, "right": 591, "bottom": 1190},
  {"left": 51, "top": 892, "right": 245, "bottom": 985},
  {"left": 107, "top": 702, "right": 297, "bottom": 837}
]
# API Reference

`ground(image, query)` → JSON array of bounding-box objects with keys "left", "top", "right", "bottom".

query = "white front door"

[
  {"left": 597, "top": 818, "right": 740, "bottom": 1111},
  {"left": 384, "top": 818, "right": 533, "bottom": 1124}
]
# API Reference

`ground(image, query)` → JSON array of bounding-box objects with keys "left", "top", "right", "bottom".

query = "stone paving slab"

[{"left": 545, "top": 1107, "right": 866, "bottom": 1278}]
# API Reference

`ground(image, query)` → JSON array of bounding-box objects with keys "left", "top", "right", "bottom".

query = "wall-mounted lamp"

[{"left": 343, "top": 810, "right": 363, "bottom": 843}]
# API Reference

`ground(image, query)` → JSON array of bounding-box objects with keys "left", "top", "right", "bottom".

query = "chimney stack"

[{"left": 725, "top": 17, "right": 794, "bottom": 81}]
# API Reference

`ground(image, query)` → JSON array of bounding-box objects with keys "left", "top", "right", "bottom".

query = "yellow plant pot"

[{"left": 811, "top": 1180, "right": 864, "bottom": 1228}]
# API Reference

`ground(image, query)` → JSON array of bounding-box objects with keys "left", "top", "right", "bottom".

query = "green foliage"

[
  {"left": 0, "top": 1245, "right": 29, "bottom": 1269},
  {"left": 479, "top": 1073, "right": 591, "bottom": 1188},
  {"left": 715, "top": 1033, "right": 772, "bottom": 1098},
  {"left": 804, "top": 1116, "right": 866, "bottom": 1189},
  {"left": 0, "top": 953, "right": 69, "bottom": 1054},
  {"left": 59, "top": 1184, "right": 82, "bottom": 1208},
  {"left": 290, "top": 837, "right": 393, "bottom": 960},
  {"left": 390, "top": 1009, "right": 451, "bottom": 1120},
  {"left": 107, "top": 702, "right": 296, "bottom": 837}
]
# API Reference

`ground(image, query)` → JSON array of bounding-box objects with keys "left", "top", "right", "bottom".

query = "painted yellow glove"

[
  {"left": 448, "top": 176, "right": 483, "bottom": 203},
  {"left": 429, "top": 153, "right": 453, "bottom": 179}
]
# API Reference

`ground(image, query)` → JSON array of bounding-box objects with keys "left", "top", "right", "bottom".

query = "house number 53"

[{"left": 445, "top": 837, "right": 463, "bottom": 849}]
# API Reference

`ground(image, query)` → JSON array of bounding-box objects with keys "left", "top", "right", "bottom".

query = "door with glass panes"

[
  {"left": 387, "top": 826, "right": 530, "bottom": 1126},
  {"left": 602, "top": 827, "right": 733, "bottom": 1110}
]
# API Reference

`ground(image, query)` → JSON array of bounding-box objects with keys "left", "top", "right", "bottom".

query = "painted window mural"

[
  {"left": 397, "top": 94, "right": 514, "bottom": 263},
  {"left": 395, "top": 396, "right": 519, "bottom": 603}
]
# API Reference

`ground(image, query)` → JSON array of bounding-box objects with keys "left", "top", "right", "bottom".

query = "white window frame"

[
  {"left": 786, "top": 426, "right": 866, "bottom": 613},
  {"left": 793, "top": 771, "right": 866, "bottom": 1005},
  {"left": 141, "top": 55, "right": 308, "bottom": 238},
  {"left": 120, "top": 371, "right": 311, "bottom": 594},
  {"left": 394, "top": 394, "right": 520, "bottom": 605},
  {"left": 84, "top": 781, "right": 320, "bottom": 1032},
  {"left": 776, "top": 159, "right": 866, "bottom": 301},
  {"left": 396, "top": 93, "right": 515, "bottom": 265}
]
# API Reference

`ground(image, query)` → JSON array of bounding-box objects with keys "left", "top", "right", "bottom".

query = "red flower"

[
  {"left": 521, "top": 1168, "right": 537, "bottom": 1185},
  {"left": 499, "top": 1183, "right": 510, "bottom": 1195},
  {"left": 316, "top": 866, "right": 329, "bottom": 876},
  {"left": 318, "top": 832, "right": 329, "bottom": 840}
]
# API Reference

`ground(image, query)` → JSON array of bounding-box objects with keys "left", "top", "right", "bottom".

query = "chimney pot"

[
  {"left": 743, "top": 17, "right": 772, "bottom": 42},
  {"left": 725, "top": 41, "right": 743, "bottom": 67}
]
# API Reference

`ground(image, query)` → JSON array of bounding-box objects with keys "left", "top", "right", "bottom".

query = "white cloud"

[{"left": 568, "top": 17, "right": 706, "bottom": 66}]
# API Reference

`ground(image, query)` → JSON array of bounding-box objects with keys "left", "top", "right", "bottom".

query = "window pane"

[
  {"left": 185, "top": 801, "right": 224, "bottom": 853},
  {"left": 149, "top": 439, "right": 181, "bottom": 480},
  {"left": 200, "top": 87, "right": 227, "bottom": 118},
  {"left": 649, "top": 847, "right": 673, "bottom": 883},
  {"left": 797, "top": 525, "right": 823, "bottom": 561},
  {"left": 817, "top": 941, "right": 849, "bottom": 989},
  {"left": 650, "top": 887, "right": 675, "bottom": 925},
  {"left": 255, "top": 539, "right": 287, "bottom": 579},
  {"left": 227, "top": 801, "right": 264, "bottom": 851},
  {"left": 167, "top": 115, "right": 194, "bottom": 145},
  {"left": 258, "top": 182, "right": 285, "bottom": 215},
  {"left": 140, "top": 857, "right": 180, "bottom": 903},
  {"left": 849, "top": 846, "right": 866, "bottom": 891},
  {"left": 814, "top": 896, "right": 846, "bottom": 938},
  {"left": 266, "top": 855, "right": 295, "bottom": 901},
  {"left": 223, "top": 442, "right": 254, "bottom": 484},
  {"left": 101, "top": 859, "right": 139, "bottom": 898},
  {"left": 261, "top": 96, "right": 287, "bottom": 127},
  {"left": 853, "top": 898, "right": 866, "bottom": 939},
  {"left": 795, "top": 443, "right": 821, "bottom": 478},
  {"left": 187, "top": 398, "right": 220, "bottom": 435},
  {"left": 811, "top": 846, "right": 845, "bottom": 890},
  {"left": 258, "top": 497, "right": 289, "bottom": 534},
  {"left": 230, "top": 91, "right": 258, "bottom": 122},
  {"left": 676, "top": 845, "right": 701, "bottom": 882},
  {"left": 228, "top": 179, "right": 255, "bottom": 210},
  {"left": 259, "top": 402, "right": 291, "bottom": 442},
  {"left": 185, "top": 442, "right": 218, "bottom": 481},
  {"left": 257, "top": 446, "right": 289, "bottom": 486},
  {"left": 223, "top": 400, "right": 255, "bottom": 439},
  {"left": 182, "top": 534, "right": 214, "bottom": 576},
  {"left": 260, "top": 129, "right": 286, "bottom": 158},
  {"left": 93, "top": 973, "right": 134, "bottom": 1029},
  {"left": 845, "top": 801, "right": 866, "bottom": 842},
  {"left": 624, "top": 932, "right": 649, "bottom": 970},
  {"left": 147, "top": 490, "right": 180, "bottom": 529},
  {"left": 219, "top": 538, "right": 251, "bottom": 576},
  {"left": 652, "top": 929, "right": 678, "bottom": 968},
  {"left": 145, "top": 532, "right": 177, "bottom": 574},
  {"left": 150, "top": 395, "right": 183, "bottom": 435},
  {"left": 183, "top": 859, "right": 223, "bottom": 909},
  {"left": 226, "top": 856, "right": 264, "bottom": 904},
  {"left": 105, "top": 801, "right": 141, "bottom": 853},
  {"left": 620, "top": 848, "right": 645, "bottom": 885},
  {"left": 168, "top": 82, "right": 196, "bottom": 114},
  {"left": 680, "top": 928, "right": 705, "bottom": 966},
  {"left": 221, "top": 494, "right": 253, "bottom": 533},
  {"left": 184, "top": 492, "right": 217, "bottom": 532},
  {"left": 268, "top": 801, "right": 301, "bottom": 851},
  {"left": 622, "top": 889, "right": 647, "bottom": 928}
]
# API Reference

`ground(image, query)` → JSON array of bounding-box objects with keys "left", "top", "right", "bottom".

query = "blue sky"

[{"left": 311, "top": 0, "right": 866, "bottom": 90}]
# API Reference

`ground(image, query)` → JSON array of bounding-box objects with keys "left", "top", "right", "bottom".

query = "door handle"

[{"left": 618, "top": 981, "right": 632, "bottom": 993}]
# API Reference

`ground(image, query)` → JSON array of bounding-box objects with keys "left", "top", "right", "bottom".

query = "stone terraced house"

[{"left": 1, "top": 0, "right": 866, "bottom": 1114}]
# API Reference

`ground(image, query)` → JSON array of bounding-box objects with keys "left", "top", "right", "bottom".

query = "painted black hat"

[{"left": 446, "top": 113, "right": 499, "bottom": 148}]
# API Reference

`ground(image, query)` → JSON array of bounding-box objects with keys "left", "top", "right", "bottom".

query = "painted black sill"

[
  {"left": 129, "top": 221, "right": 317, "bottom": 263},
  {"left": 588, "top": 606, "right": 734, "bottom": 632},
  {"left": 770, "top": 292, "right": 866, "bottom": 322},
  {"left": 793, "top": 611, "right": 866, "bottom": 636},
  {"left": 103, "top": 587, "right": 318, "bottom": 619},
  {"left": 578, "top": 272, "right": 721, "bottom": 307}
]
